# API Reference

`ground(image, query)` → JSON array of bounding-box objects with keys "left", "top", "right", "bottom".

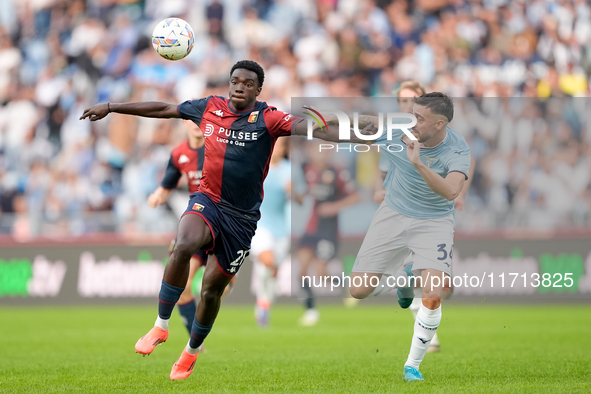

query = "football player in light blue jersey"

[
  {"left": 375, "top": 81, "right": 440, "bottom": 354},
  {"left": 250, "top": 138, "right": 299, "bottom": 327},
  {"left": 375, "top": 82, "right": 475, "bottom": 354},
  {"left": 349, "top": 93, "right": 471, "bottom": 382}
]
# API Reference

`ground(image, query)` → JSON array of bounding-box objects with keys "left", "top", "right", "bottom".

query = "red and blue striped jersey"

[
  {"left": 303, "top": 163, "right": 357, "bottom": 235},
  {"left": 177, "top": 95, "right": 302, "bottom": 221},
  {"left": 161, "top": 140, "right": 205, "bottom": 194}
]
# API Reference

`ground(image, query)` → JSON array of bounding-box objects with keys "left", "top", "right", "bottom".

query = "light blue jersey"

[
  {"left": 259, "top": 159, "right": 291, "bottom": 238},
  {"left": 378, "top": 127, "right": 471, "bottom": 219},
  {"left": 378, "top": 151, "right": 392, "bottom": 173}
]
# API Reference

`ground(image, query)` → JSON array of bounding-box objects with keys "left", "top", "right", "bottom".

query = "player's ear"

[
  {"left": 256, "top": 85, "right": 262, "bottom": 97},
  {"left": 436, "top": 118, "right": 445, "bottom": 131}
]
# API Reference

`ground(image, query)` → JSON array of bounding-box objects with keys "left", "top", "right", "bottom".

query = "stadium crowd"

[{"left": 0, "top": 0, "right": 590, "bottom": 238}]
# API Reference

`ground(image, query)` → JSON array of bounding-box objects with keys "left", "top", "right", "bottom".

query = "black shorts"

[
  {"left": 182, "top": 192, "right": 256, "bottom": 276},
  {"left": 299, "top": 233, "right": 338, "bottom": 261}
]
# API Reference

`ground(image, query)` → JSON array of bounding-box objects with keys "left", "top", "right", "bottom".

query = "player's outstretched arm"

[
  {"left": 79, "top": 102, "right": 179, "bottom": 122},
  {"left": 354, "top": 115, "right": 380, "bottom": 130},
  {"left": 293, "top": 117, "right": 376, "bottom": 144},
  {"left": 293, "top": 106, "right": 378, "bottom": 143},
  {"left": 293, "top": 119, "right": 339, "bottom": 142}
]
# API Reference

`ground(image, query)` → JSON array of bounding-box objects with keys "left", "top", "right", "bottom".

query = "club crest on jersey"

[
  {"left": 248, "top": 111, "right": 259, "bottom": 123},
  {"left": 424, "top": 155, "right": 438, "bottom": 167},
  {"left": 192, "top": 203, "right": 205, "bottom": 212},
  {"left": 212, "top": 110, "right": 224, "bottom": 117}
]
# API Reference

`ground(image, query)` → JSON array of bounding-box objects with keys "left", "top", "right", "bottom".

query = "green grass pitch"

[{"left": 1, "top": 303, "right": 590, "bottom": 393}]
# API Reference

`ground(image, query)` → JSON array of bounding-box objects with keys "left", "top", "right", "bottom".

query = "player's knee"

[
  {"left": 350, "top": 286, "right": 372, "bottom": 300},
  {"left": 421, "top": 297, "right": 441, "bottom": 310},
  {"left": 200, "top": 285, "right": 224, "bottom": 305},
  {"left": 173, "top": 238, "right": 200, "bottom": 261},
  {"left": 200, "top": 290, "right": 218, "bottom": 305}
]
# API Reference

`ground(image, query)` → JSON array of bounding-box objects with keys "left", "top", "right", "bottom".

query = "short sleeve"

[
  {"left": 177, "top": 96, "right": 212, "bottom": 124},
  {"left": 447, "top": 148, "right": 471, "bottom": 180},
  {"left": 264, "top": 108, "right": 303, "bottom": 137},
  {"left": 378, "top": 152, "right": 392, "bottom": 173},
  {"left": 161, "top": 155, "right": 182, "bottom": 189}
]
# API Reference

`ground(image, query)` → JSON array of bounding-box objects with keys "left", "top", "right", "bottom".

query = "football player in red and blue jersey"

[{"left": 81, "top": 60, "right": 347, "bottom": 380}]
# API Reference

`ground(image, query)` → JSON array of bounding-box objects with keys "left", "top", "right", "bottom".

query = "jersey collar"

[{"left": 227, "top": 99, "right": 258, "bottom": 114}]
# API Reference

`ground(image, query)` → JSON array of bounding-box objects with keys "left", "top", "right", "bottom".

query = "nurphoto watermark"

[{"left": 302, "top": 107, "right": 417, "bottom": 152}]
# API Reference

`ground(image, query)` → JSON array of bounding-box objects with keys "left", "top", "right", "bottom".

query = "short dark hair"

[
  {"left": 414, "top": 92, "right": 453, "bottom": 122},
  {"left": 230, "top": 60, "right": 265, "bottom": 87}
]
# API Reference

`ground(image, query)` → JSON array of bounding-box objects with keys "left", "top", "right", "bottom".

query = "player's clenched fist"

[
  {"left": 147, "top": 187, "right": 172, "bottom": 208},
  {"left": 406, "top": 139, "right": 421, "bottom": 165},
  {"left": 147, "top": 193, "right": 165, "bottom": 208},
  {"left": 79, "top": 103, "right": 109, "bottom": 121}
]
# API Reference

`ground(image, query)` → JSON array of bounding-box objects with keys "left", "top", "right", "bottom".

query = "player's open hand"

[
  {"left": 360, "top": 123, "right": 379, "bottom": 135},
  {"left": 356, "top": 123, "right": 379, "bottom": 145},
  {"left": 79, "top": 104, "right": 109, "bottom": 122},
  {"left": 406, "top": 139, "right": 421, "bottom": 165}
]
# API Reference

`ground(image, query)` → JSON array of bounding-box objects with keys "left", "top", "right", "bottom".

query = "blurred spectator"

[{"left": 0, "top": 0, "right": 590, "bottom": 238}]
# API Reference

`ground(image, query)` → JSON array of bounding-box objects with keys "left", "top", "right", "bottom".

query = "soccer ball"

[{"left": 152, "top": 18, "right": 195, "bottom": 61}]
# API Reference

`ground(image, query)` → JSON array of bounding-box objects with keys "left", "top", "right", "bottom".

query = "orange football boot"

[
  {"left": 135, "top": 326, "right": 169, "bottom": 355},
  {"left": 170, "top": 349, "right": 199, "bottom": 380}
]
